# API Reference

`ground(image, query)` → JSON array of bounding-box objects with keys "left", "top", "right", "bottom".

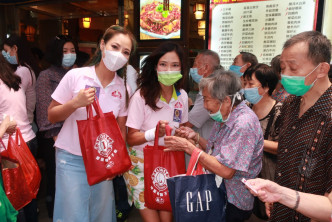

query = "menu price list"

[{"left": 209, "top": 0, "right": 317, "bottom": 68}]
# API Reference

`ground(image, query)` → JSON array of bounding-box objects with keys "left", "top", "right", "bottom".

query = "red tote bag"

[
  {"left": 144, "top": 122, "right": 186, "bottom": 211},
  {"left": 77, "top": 98, "right": 131, "bottom": 186},
  {"left": 0, "top": 129, "right": 41, "bottom": 210}
]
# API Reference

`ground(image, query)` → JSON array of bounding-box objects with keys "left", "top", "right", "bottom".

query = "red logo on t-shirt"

[
  {"left": 174, "top": 101, "right": 183, "bottom": 108},
  {"left": 111, "top": 90, "right": 122, "bottom": 99}
]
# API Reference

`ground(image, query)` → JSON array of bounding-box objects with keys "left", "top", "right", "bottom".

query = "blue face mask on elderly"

[
  {"left": 62, "top": 53, "right": 76, "bottom": 67},
  {"left": 2, "top": 50, "right": 18, "bottom": 65},
  {"left": 244, "top": 87, "right": 263, "bottom": 104},
  {"left": 189, "top": 68, "right": 202, "bottom": 83},
  {"left": 229, "top": 64, "right": 246, "bottom": 77}
]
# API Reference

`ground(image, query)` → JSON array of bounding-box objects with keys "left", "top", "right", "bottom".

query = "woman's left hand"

[{"left": 164, "top": 136, "right": 194, "bottom": 154}]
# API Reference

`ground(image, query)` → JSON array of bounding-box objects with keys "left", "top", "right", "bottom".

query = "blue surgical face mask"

[
  {"left": 62, "top": 53, "right": 76, "bottom": 67},
  {"left": 2, "top": 50, "right": 18, "bottom": 65},
  {"left": 189, "top": 68, "right": 202, "bottom": 83},
  {"left": 244, "top": 86, "right": 264, "bottom": 104},
  {"left": 229, "top": 64, "right": 246, "bottom": 77}
]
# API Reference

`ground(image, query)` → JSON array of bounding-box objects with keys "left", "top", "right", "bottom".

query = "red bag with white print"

[
  {"left": 77, "top": 97, "right": 131, "bottom": 186},
  {"left": 143, "top": 122, "right": 186, "bottom": 211}
]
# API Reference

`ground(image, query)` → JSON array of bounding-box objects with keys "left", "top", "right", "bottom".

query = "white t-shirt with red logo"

[
  {"left": 52, "top": 66, "right": 128, "bottom": 156},
  {"left": 126, "top": 88, "right": 188, "bottom": 152}
]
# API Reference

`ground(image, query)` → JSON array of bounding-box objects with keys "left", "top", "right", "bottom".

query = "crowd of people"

[{"left": 0, "top": 25, "right": 331, "bottom": 222}]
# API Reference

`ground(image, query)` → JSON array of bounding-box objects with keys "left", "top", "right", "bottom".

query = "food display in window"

[{"left": 140, "top": 0, "right": 181, "bottom": 40}]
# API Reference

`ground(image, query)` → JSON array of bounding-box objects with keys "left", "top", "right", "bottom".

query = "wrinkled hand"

[
  {"left": 164, "top": 136, "right": 194, "bottom": 154},
  {"left": 158, "top": 120, "right": 169, "bottom": 138},
  {"left": 265, "top": 202, "right": 273, "bottom": 218},
  {"left": 74, "top": 88, "right": 96, "bottom": 108},
  {"left": 246, "top": 178, "right": 282, "bottom": 203},
  {"left": 3, "top": 116, "right": 17, "bottom": 135},
  {"left": 175, "top": 126, "right": 196, "bottom": 140}
]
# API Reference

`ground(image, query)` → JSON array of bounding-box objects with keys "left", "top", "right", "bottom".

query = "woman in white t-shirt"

[
  {"left": 124, "top": 42, "right": 188, "bottom": 222},
  {"left": 3, "top": 34, "right": 40, "bottom": 126},
  {"left": 48, "top": 25, "right": 136, "bottom": 222},
  {"left": 2, "top": 36, "right": 39, "bottom": 222}
]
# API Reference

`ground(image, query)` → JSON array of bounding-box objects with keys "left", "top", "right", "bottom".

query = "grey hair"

[
  {"left": 198, "top": 49, "right": 224, "bottom": 71},
  {"left": 199, "top": 69, "right": 242, "bottom": 103}
]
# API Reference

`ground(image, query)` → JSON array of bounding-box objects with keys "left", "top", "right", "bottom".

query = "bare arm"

[
  {"left": 164, "top": 136, "right": 236, "bottom": 179},
  {"left": 183, "top": 122, "right": 194, "bottom": 128},
  {"left": 0, "top": 116, "right": 17, "bottom": 138},
  {"left": 247, "top": 178, "right": 332, "bottom": 222},
  {"left": 263, "top": 140, "right": 278, "bottom": 155},
  {"left": 126, "top": 127, "right": 146, "bottom": 147},
  {"left": 48, "top": 88, "right": 95, "bottom": 123},
  {"left": 127, "top": 121, "right": 168, "bottom": 147},
  {"left": 117, "top": 116, "right": 127, "bottom": 142},
  {"left": 175, "top": 126, "right": 208, "bottom": 150}
]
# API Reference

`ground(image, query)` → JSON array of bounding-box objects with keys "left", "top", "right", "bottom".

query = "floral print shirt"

[{"left": 206, "top": 101, "right": 264, "bottom": 211}]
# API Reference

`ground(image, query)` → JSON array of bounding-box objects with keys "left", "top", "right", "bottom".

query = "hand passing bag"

[
  {"left": 77, "top": 98, "right": 131, "bottom": 186},
  {"left": 167, "top": 149, "right": 227, "bottom": 222},
  {"left": 143, "top": 122, "right": 186, "bottom": 211},
  {"left": 0, "top": 129, "right": 41, "bottom": 210}
]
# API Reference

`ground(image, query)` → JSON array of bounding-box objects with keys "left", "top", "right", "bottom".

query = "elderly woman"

[{"left": 165, "top": 70, "right": 264, "bottom": 222}]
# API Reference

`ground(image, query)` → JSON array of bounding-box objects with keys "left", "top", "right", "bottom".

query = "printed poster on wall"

[
  {"left": 140, "top": 0, "right": 182, "bottom": 40},
  {"left": 209, "top": 0, "right": 319, "bottom": 68}
]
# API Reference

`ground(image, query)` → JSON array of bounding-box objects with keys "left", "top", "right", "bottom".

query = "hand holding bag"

[
  {"left": 77, "top": 97, "right": 131, "bottom": 186},
  {"left": 167, "top": 149, "right": 227, "bottom": 222},
  {"left": 0, "top": 129, "right": 41, "bottom": 210},
  {"left": 144, "top": 122, "right": 186, "bottom": 211}
]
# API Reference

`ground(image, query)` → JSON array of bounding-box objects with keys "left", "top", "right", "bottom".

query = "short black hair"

[
  {"left": 240, "top": 51, "right": 258, "bottom": 67},
  {"left": 45, "top": 35, "right": 78, "bottom": 67},
  {"left": 243, "top": 63, "right": 279, "bottom": 96},
  {"left": 283, "top": 31, "right": 331, "bottom": 65}
]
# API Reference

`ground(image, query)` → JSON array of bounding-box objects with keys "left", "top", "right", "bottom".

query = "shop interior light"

[
  {"left": 82, "top": 17, "right": 91, "bottom": 29},
  {"left": 198, "top": 20, "right": 205, "bottom": 37},
  {"left": 194, "top": 3, "right": 205, "bottom": 20}
]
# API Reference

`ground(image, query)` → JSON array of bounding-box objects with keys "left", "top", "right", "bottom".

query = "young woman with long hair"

[
  {"left": 3, "top": 34, "right": 40, "bottom": 125},
  {"left": 124, "top": 42, "right": 188, "bottom": 222},
  {"left": 48, "top": 25, "right": 136, "bottom": 222}
]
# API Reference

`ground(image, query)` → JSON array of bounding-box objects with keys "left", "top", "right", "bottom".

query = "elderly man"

[
  {"left": 270, "top": 31, "right": 332, "bottom": 221},
  {"left": 229, "top": 51, "right": 258, "bottom": 77},
  {"left": 229, "top": 52, "right": 258, "bottom": 88},
  {"left": 187, "top": 49, "right": 222, "bottom": 139},
  {"left": 166, "top": 70, "right": 264, "bottom": 222}
]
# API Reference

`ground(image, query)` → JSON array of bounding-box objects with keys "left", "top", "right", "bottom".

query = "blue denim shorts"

[{"left": 53, "top": 148, "right": 116, "bottom": 222}]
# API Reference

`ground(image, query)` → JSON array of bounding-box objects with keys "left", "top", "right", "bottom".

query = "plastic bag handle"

[
  {"left": 186, "top": 148, "right": 204, "bottom": 176},
  {"left": 86, "top": 97, "right": 105, "bottom": 119},
  {"left": 15, "top": 127, "right": 24, "bottom": 146},
  {"left": 153, "top": 121, "right": 172, "bottom": 148}
]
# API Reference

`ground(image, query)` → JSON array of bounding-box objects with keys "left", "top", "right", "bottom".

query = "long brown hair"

[
  {"left": 88, "top": 25, "right": 137, "bottom": 107},
  {"left": 0, "top": 55, "right": 21, "bottom": 91},
  {"left": 137, "top": 42, "right": 187, "bottom": 111}
]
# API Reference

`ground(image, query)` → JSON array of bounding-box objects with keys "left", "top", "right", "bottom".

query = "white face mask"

[{"left": 102, "top": 49, "right": 128, "bottom": 71}]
